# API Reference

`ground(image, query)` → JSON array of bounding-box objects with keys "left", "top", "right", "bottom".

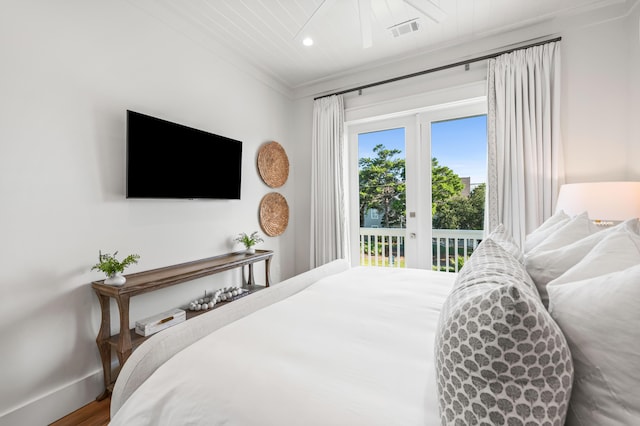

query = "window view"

[
  {"left": 358, "top": 128, "right": 406, "bottom": 267},
  {"left": 354, "top": 114, "right": 486, "bottom": 271},
  {"left": 431, "top": 115, "right": 487, "bottom": 272}
]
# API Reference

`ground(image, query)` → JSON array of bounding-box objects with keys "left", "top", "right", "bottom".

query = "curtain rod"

[{"left": 313, "top": 36, "right": 562, "bottom": 100}]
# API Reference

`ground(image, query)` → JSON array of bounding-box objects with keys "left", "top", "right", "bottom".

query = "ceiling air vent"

[{"left": 389, "top": 19, "right": 420, "bottom": 38}]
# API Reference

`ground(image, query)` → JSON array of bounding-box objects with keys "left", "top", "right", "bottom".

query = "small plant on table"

[
  {"left": 234, "top": 231, "right": 264, "bottom": 254},
  {"left": 91, "top": 250, "right": 140, "bottom": 286}
]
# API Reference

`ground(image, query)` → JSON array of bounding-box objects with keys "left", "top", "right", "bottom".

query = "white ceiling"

[{"left": 129, "top": 0, "right": 624, "bottom": 90}]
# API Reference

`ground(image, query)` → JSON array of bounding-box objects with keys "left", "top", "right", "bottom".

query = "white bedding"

[{"left": 110, "top": 266, "right": 455, "bottom": 426}]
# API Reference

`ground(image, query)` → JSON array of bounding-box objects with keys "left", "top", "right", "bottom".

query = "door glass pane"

[
  {"left": 358, "top": 128, "right": 406, "bottom": 267},
  {"left": 431, "top": 115, "right": 487, "bottom": 272}
]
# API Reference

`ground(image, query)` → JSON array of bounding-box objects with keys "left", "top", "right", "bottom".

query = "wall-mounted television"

[{"left": 126, "top": 110, "right": 242, "bottom": 199}]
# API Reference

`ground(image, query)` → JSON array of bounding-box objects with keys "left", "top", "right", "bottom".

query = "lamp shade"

[{"left": 555, "top": 182, "right": 640, "bottom": 221}]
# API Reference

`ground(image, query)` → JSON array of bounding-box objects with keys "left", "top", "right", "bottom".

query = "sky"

[{"left": 358, "top": 115, "right": 487, "bottom": 184}]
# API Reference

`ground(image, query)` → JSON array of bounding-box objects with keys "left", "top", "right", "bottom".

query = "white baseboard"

[{"left": 0, "top": 371, "right": 104, "bottom": 426}]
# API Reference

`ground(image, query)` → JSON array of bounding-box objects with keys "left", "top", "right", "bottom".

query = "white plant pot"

[
  {"left": 246, "top": 247, "right": 256, "bottom": 254},
  {"left": 104, "top": 273, "right": 126, "bottom": 286}
]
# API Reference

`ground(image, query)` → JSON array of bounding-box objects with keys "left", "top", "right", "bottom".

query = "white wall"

[
  {"left": 561, "top": 8, "right": 631, "bottom": 182},
  {"left": 0, "top": 1, "right": 295, "bottom": 424},
  {"left": 292, "top": 97, "right": 314, "bottom": 275},
  {"left": 627, "top": 2, "right": 640, "bottom": 178},
  {"left": 292, "top": 1, "right": 640, "bottom": 273}
]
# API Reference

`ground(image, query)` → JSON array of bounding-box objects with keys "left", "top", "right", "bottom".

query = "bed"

[
  {"left": 110, "top": 260, "right": 456, "bottom": 425},
  {"left": 110, "top": 212, "right": 640, "bottom": 425}
]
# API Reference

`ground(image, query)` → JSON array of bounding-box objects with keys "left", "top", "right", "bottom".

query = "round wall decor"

[
  {"left": 259, "top": 192, "right": 289, "bottom": 236},
  {"left": 257, "top": 141, "right": 289, "bottom": 188}
]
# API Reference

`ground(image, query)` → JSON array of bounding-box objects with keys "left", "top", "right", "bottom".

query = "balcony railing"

[{"left": 359, "top": 227, "right": 484, "bottom": 272}]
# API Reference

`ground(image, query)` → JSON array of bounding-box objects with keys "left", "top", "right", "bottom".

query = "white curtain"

[
  {"left": 486, "top": 41, "right": 564, "bottom": 248},
  {"left": 310, "top": 95, "right": 349, "bottom": 267}
]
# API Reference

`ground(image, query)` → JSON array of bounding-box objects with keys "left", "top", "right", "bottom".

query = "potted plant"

[
  {"left": 91, "top": 250, "right": 140, "bottom": 286},
  {"left": 234, "top": 231, "right": 264, "bottom": 254}
]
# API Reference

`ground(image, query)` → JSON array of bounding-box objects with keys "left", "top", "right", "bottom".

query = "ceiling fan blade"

[
  {"left": 293, "top": 0, "right": 340, "bottom": 41},
  {"left": 403, "top": 0, "right": 446, "bottom": 23},
  {"left": 358, "top": 0, "right": 373, "bottom": 48}
]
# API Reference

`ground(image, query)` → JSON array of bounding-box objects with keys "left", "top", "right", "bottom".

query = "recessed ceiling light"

[{"left": 302, "top": 37, "right": 314, "bottom": 47}]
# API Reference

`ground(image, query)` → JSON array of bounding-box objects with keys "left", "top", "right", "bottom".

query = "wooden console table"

[{"left": 91, "top": 249, "right": 273, "bottom": 400}]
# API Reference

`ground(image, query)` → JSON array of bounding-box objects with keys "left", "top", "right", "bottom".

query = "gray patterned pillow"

[
  {"left": 435, "top": 239, "right": 573, "bottom": 425},
  {"left": 455, "top": 238, "right": 536, "bottom": 296},
  {"left": 488, "top": 224, "right": 525, "bottom": 264}
]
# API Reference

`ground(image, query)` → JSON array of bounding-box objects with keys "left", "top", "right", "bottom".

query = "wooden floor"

[{"left": 50, "top": 397, "right": 110, "bottom": 426}]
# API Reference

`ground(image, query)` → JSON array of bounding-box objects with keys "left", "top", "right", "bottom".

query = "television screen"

[{"left": 126, "top": 110, "right": 242, "bottom": 199}]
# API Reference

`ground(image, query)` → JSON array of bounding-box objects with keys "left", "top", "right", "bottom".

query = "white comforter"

[{"left": 110, "top": 267, "right": 454, "bottom": 426}]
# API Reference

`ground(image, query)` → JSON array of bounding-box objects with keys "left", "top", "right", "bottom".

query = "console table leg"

[
  {"left": 115, "top": 295, "right": 132, "bottom": 366},
  {"left": 265, "top": 257, "right": 272, "bottom": 287},
  {"left": 94, "top": 291, "right": 112, "bottom": 400},
  {"left": 96, "top": 389, "right": 111, "bottom": 402},
  {"left": 247, "top": 264, "right": 255, "bottom": 286}
]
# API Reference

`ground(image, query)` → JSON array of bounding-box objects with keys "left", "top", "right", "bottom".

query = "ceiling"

[{"left": 129, "top": 0, "right": 624, "bottom": 90}]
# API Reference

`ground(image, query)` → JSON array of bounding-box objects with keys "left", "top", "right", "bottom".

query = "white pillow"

[
  {"left": 524, "top": 210, "right": 570, "bottom": 253},
  {"left": 526, "top": 212, "right": 599, "bottom": 256},
  {"left": 548, "top": 263, "right": 640, "bottom": 425},
  {"left": 547, "top": 225, "right": 640, "bottom": 287},
  {"left": 525, "top": 219, "right": 639, "bottom": 306},
  {"left": 530, "top": 209, "right": 570, "bottom": 235}
]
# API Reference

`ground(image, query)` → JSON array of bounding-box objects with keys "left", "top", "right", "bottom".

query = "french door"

[
  {"left": 348, "top": 116, "right": 417, "bottom": 268},
  {"left": 348, "top": 99, "right": 486, "bottom": 269}
]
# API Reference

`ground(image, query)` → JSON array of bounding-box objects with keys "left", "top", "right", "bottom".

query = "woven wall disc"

[
  {"left": 259, "top": 192, "right": 289, "bottom": 237},
  {"left": 257, "top": 141, "right": 289, "bottom": 188}
]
